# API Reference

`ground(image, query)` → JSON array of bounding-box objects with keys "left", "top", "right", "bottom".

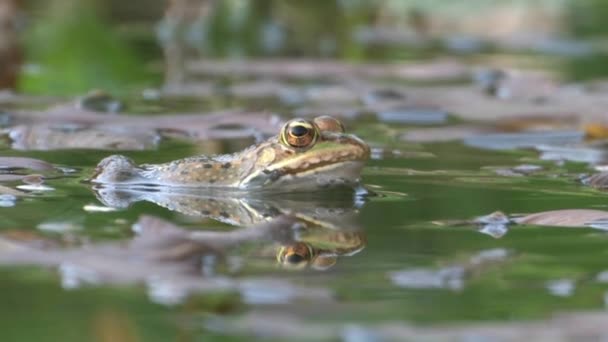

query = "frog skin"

[{"left": 90, "top": 116, "right": 370, "bottom": 191}]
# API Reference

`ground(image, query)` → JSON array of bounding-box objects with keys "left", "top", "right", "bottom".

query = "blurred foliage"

[
  {"left": 565, "top": 0, "right": 608, "bottom": 80},
  {"left": 567, "top": 0, "right": 608, "bottom": 37},
  {"left": 19, "top": 0, "right": 608, "bottom": 95},
  {"left": 20, "top": 0, "right": 153, "bottom": 95}
]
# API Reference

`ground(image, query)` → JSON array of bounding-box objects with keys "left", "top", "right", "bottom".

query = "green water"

[
  {"left": 5, "top": 1, "right": 608, "bottom": 341},
  {"left": 2, "top": 111, "right": 608, "bottom": 341}
]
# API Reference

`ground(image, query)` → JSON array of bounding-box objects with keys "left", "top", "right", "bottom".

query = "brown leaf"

[
  {"left": 0, "top": 157, "right": 53, "bottom": 170},
  {"left": 514, "top": 209, "right": 608, "bottom": 227}
]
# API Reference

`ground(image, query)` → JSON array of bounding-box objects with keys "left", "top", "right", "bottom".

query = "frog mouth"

[
  {"left": 241, "top": 160, "right": 367, "bottom": 190},
  {"left": 242, "top": 135, "right": 370, "bottom": 188}
]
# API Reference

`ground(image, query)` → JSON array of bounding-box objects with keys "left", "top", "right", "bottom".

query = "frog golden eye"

[
  {"left": 313, "top": 116, "right": 345, "bottom": 133},
  {"left": 277, "top": 243, "right": 315, "bottom": 269},
  {"left": 280, "top": 119, "right": 318, "bottom": 148}
]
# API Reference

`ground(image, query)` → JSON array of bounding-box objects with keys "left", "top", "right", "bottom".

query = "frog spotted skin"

[{"left": 90, "top": 116, "right": 370, "bottom": 190}]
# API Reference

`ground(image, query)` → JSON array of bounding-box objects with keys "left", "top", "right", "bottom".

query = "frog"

[{"left": 90, "top": 116, "right": 370, "bottom": 191}]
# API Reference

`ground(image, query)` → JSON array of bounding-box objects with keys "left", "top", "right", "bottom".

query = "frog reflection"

[
  {"left": 277, "top": 230, "right": 366, "bottom": 270},
  {"left": 92, "top": 186, "right": 367, "bottom": 270}
]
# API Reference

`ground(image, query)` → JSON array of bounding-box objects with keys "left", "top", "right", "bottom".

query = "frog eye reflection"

[
  {"left": 280, "top": 119, "right": 319, "bottom": 148},
  {"left": 277, "top": 243, "right": 314, "bottom": 269}
]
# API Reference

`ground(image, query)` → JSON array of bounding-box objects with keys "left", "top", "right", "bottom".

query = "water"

[
  {"left": 2, "top": 91, "right": 608, "bottom": 341},
  {"left": 4, "top": 1, "right": 608, "bottom": 341}
]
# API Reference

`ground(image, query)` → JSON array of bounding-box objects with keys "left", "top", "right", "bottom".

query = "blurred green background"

[{"left": 14, "top": 0, "right": 608, "bottom": 95}]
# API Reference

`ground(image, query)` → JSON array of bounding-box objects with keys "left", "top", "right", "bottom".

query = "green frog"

[{"left": 90, "top": 116, "right": 370, "bottom": 191}]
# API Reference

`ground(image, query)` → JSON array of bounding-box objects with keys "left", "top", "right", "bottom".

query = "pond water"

[
  {"left": 2, "top": 87, "right": 608, "bottom": 341},
  {"left": 4, "top": 1, "right": 608, "bottom": 341}
]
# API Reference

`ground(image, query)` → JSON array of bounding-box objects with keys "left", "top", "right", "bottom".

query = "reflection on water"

[
  {"left": 93, "top": 185, "right": 368, "bottom": 269},
  {"left": 0, "top": 183, "right": 368, "bottom": 306},
  {"left": 6, "top": 2, "right": 608, "bottom": 339},
  {"left": 0, "top": 214, "right": 342, "bottom": 306}
]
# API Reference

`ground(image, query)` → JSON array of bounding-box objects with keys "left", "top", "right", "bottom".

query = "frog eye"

[
  {"left": 277, "top": 243, "right": 315, "bottom": 269},
  {"left": 280, "top": 119, "right": 319, "bottom": 148},
  {"left": 313, "top": 115, "right": 345, "bottom": 133}
]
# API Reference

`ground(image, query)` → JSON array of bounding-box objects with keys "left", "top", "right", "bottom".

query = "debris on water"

[
  {"left": 16, "top": 184, "right": 54, "bottom": 192},
  {"left": 208, "top": 310, "right": 608, "bottom": 341},
  {"left": 239, "top": 279, "right": 332, "bottom": 305},
  {"left": 0, "top": 156, "right": 54, "bottom": 171},
  {"left": 546, "top": 279, "right": 575, "bottom": 297},
  {"left": 146, "top": 277, "right": 188, "bottom": 305},
  {"left": 512, "top": 164, "right": 543, "bottom": 174},
  {"left": 361, "top": 88, "right": 406, "bottom": 106},
  {"left": 491, "top": 169, "right": 524, "bottom": 177},
  {"left": 83, "top": 204, "right": 119, "bottom": 213},
  {"left": 37, "top": 221, "right": 83, "bottom": 233},
  {"left": 469, "top": 248, "right": 510, "bottom": 265},
  {"left": 341, "top": 324, "right": 382, "bottom": 342},
  {"left": 370, "top": 147, "right": 435, "bottom": 161},
  {"left": 478, "top": 223, "right": 509, "bottom": 239},
  {"left": 0, "top": 111, "right": 12, "bottom": 126},
  {"left": 0, "top": 174, "right": 27, "bottom": 182},
  {"left": 401, "top": 124, "right": 492, "bottom": 143},
  {"left": 0, "top": 185, "right": 27, "bottom": 197},
  {"left": 21, "top": 174, "right": 44, "bottom": 185},
  {"left": 584, "top": 123, "right": 608, "bottom": 139},
  {"left": 473, "top": 68, "right": 558, "bottom": 101},
  {"left": 0, "top": 194, "right": 17, "bottom": 207},
  {"left": 474, "top": 211, "right": 511, "bottom": 225},
  {"left": 595, "top": 270, "right": 608, "bottom": 283},
  {"left": 60, "top": 263, "right": 101, "bottom": 289},
  {"left": 376, "top": 107, "right": 449, "bottom": 125},
  {"left": 537, "top": 145, "right": 608, "bottom": 165},
  {"left": 57, "top": 166, "right": 78, "bottom": 174},
  {"left": 473, "top": 68, "right": 507, "bottom": 96},
  {"left": 7, "top": 124, "right": 161, "bottom": 151},
  {"left": 490, "top": 164, "right": 543, "bottom": 177},
  {"left": 583, "top": 218, "right": 608, "bottom": 231},
  {"left": 514, "top": 209, "right": 608, "bottom": 227},
  {"left": 10, "top": 108, "right": 280, "bottom": 142},
  {"left": 582, "top": 172, "right": 608, "bottom": 189},
  {"left": 473, "top": 211, "right": 511, "bottom": 238},
  {"left": 464, "top": 131, "right": 585, "bottom": 151},
  {"left": 141, "top": 88, "right": 161, "bottom": 100},
  {"left": 389, "top": 266, "right": 465, "bottom": 291},
  {"left": 76, "top": 89, "right": 124, "bottom": 113}
]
